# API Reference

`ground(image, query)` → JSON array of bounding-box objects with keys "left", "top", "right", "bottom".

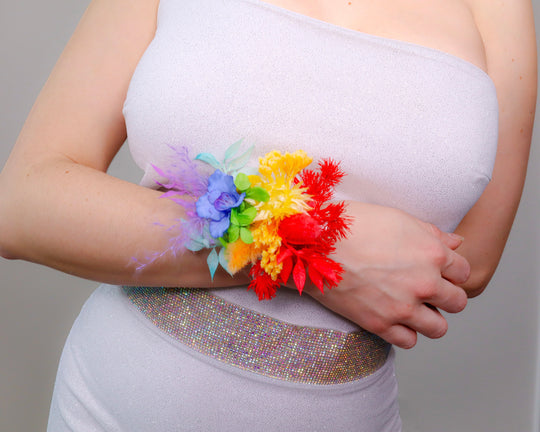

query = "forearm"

[
  {"left": 0, "top": 155, "right": 247, "bottom": 288},
  {"left": 454, "top": 163, "right": 528, "bottom": 298}
]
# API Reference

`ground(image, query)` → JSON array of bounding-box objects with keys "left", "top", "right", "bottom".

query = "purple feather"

[
  {"left": 132, "top": 145, "right": 214, "bottom": 272},
  {"left": 151, "top": 146, "right": 208, "bottom": 197}
]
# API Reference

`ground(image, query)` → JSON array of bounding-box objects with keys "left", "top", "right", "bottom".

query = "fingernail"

[{"left": 448, "top": 233, "right": 465, "bottom": 242}]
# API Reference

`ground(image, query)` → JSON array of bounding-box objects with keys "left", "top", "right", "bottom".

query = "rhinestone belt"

[{"left": 124, "top": 287, "right": 390, "bottom": 385}]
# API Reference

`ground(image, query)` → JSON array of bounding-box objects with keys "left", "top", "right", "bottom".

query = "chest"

[{"left": 123, "top": 0, "right": 498, "bottom": 232}]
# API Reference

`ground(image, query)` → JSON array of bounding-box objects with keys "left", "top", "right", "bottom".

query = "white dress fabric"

[{"left": 47, "top": 0, "right": 499, "bottom": 430}]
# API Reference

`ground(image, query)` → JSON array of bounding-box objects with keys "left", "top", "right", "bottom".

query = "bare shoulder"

[
  {"left": 465, "top": 0, "right": 537, "bottom": 90},
  {"left": 67, "top": 0, "right": 161, "bottom": 81},
  {"left": 464, "top": 0, "right": 536, "bottom": 153}
]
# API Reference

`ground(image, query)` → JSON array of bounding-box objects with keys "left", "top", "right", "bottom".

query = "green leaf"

[
  {"left": 229, "top": 208, "right": 239, "bottom": 226},
  {"left": 226, "top": 145, "right": 254, "bottom": 173},
  {"left": 243, "top": 205, "right": 258, "bottom": 219},
  {"left": 246, "top": 186, "right": 270, "bottom": 202},
  {"left": 236, "top": 206, "right": 257, "bottom": 226},
  {"left": 218, "top": 237, "right": 228, "bottom": 248},
  {"left": 240, "top": 227, "right": 254, "bottom": 244},
  {"left": 224, "top": 139, "right": 244, "bottom": 162},
  {"left": 228, "top": 225, "right": 240, "bottom": 243},
  {"left": 234, "top": 172, "right": 251, "bottom": 191}
]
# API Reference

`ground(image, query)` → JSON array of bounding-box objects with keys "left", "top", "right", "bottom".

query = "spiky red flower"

[
  {"left": 299, "top": 159, "right": 345, "bottom": 205},
  {"left": 247, "top": 262, "right": 281, "bottom": 300}
]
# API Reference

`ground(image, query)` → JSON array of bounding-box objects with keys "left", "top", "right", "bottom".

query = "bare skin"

[{"left": 0, "top": 0, "right": 536, "bottom": 349}]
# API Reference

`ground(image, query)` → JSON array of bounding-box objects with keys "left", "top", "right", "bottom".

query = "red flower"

[
  {"left": 299, "top": 158, "right": 345, "bottom": 205},
  {"left": 247, "top": 262, "right": 281, "bottom": 300},
  {"left": 248, "top": 158, "right": 351, "bottom": 299},
  {"left": 278, "top": 214, "right": 321, "bottom": 244}
]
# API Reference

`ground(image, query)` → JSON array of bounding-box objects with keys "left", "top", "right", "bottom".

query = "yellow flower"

[
  {"left": 252, "top": 220, "right": 283, "bottom": 280},
  {"left": 248, "top": 150, "right": 313, "bottom": 222}
]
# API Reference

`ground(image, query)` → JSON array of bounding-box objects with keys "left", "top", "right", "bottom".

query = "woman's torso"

[{"left": 122, "top": 0, "right": 498, "bottom": 330}]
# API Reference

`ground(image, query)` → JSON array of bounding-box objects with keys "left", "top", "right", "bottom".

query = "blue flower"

[{"left": 196, "top": 170, "right": 245, "bottom": 238}]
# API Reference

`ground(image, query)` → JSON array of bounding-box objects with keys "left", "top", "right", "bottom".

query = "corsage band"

[
  {"left": 124, "top": 286, "right": 391, "bottom": 385},
  {"left": 135, "top": 141, "right": 352, "bottom": 301}
]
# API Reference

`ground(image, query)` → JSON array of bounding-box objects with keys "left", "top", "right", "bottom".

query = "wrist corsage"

[{"left": 139, "top": 141, "right": 351, "bottom": 300}]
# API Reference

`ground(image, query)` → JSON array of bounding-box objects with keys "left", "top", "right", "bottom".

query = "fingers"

[
  {"left": 386, "top": 224, "right": 469, "bottom": 347},
  {"left": 440, "top": 249, "right": 471, "bottom": 285},
  {"left": 386, "top": 277, "right": 466, "bottom": 347},
  {"left": 421, "top": 221, "right": 471, "bottom": 284},
  {"left": 440, "top": 232, "right": 465, "bottom": 250},
  {"left": 403, "top": 303, "right": 448, "bottom": 339},
  {"left": 416, "top": 275, "right": 468, "bottom": 314},
  {"left": 378, "top": 324, "right": 418, "bottom": 349},
  {"left": 382, "top": 300, "right": 460, "bottom": 349},
  {"left": 421, "top": 221, "right": 464, "bottom": 251},
  {"left": 379, "top": 298, "right": 453, "bottom": 348}
]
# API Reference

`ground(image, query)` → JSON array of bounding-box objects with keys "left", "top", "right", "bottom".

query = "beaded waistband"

[{"left": 123, "top": 287, "right": 390, "bottom": 385}]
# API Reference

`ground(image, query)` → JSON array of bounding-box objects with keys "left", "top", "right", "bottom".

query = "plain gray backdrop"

[{"left": 1, "top": 1, "right": 539, "bottom": 431}]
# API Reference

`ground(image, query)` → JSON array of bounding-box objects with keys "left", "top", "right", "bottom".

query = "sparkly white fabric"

[
  {"left": 48, "top": 285, "right": 401, "bottom": 431},
  {"left": 48, "top": 0, "right": 498, "bottom": 430}
]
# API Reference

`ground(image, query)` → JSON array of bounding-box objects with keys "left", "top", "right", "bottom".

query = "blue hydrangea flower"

[{"left": 196, "top": 170, "right": 245, "bottom": 238}]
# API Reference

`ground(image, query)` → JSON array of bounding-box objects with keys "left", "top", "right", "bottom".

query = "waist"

[{"left": 123, "top": 286, "right": 391, "bottom": 385}]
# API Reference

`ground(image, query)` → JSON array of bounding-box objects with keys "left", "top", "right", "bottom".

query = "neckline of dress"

[{"left": 239, "top": 0, "right": 495, "bottom": 88}]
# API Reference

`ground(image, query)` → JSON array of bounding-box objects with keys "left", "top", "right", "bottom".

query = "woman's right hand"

[{"left": 304, "top": 201, "right": 470, "bottom": 349}]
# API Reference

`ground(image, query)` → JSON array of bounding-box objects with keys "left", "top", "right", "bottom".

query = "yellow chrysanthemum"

[
  {"left": 258, "top": 150, "right": 312, "bottom": 181},
  {"left": 251, "top": 220, "right": 283, "bottom": 280},
  {"left": 248, "top": 150, "right": 313, "bottom": 222}
]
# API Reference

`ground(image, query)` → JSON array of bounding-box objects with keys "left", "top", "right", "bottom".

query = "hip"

[{"left": 48, "top": 284, "right": 401, "bottom": 431}]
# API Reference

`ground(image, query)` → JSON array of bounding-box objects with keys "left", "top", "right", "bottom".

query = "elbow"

[
  {"left": 462, "top": 266, "right": 496, "bottom": 298},
  {"left": 0, "top": 213, "right": 25, "bottom": 261},
  {"left": 465, "top": 283, "right": 488, "bottom": 299},
  {"left": 0, "top": 211, "right": 19, "bottom": 260},
  {"left": 0, "top": 211, "right": 17, "bottom": 260},
  {"left": 0, "top": 178, "right": 20, "bottom": 260},
  {"left": 0, "top": 212, "right": 26, "bottom": 261},
  {"left": 0, "top": 226, "right": 17, "bottom": 260},
  {"left": 0, "top": 245, "right": 18, "bottom": 261}
]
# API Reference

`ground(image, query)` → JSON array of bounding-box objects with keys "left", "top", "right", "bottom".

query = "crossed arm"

[{"left": 0, "top": 0, "right": 536, "bottom": 349}]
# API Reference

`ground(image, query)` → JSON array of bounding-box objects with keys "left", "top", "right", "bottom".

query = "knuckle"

[
  {"left": 393, "top": 302, "right": 415, "bottom": 321},
  {"left": 368, "top": 318, "right": 391, "bottom": 336},
  {"left": 429, "top": 244, "right": 448, "bottom": 268},
  {"left": 426, "top": 223, "right": 442, "bottom": 238},
  {"left": 414, "top": 279, "right": 438, "bottom": 300}
]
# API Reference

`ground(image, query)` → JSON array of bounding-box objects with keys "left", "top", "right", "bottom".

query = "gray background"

[{"left": 0, "top": 1, "right": 538, "bottom": 431}]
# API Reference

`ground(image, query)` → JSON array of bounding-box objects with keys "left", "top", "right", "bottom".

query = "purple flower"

[{"left": 196, "top": 170, "right": 245, "bottom": 238}]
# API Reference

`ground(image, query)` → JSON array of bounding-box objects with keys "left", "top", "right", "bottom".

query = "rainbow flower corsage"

[{"left": 144, "top": 141, "right": 351, "bottom": 300}]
